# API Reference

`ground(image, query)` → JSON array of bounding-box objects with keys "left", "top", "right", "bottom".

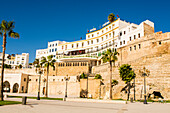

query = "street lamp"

[
  {"left": 133, "top": 69, "right": 136, "bottom": 101},
  {"left": 64, "top": 75, "right": 70, "bottom": 98},
  {"left": 35, "top": 67, "right": 44, "bottom": 100},
  {"left": 139, "top": 67, "right": 150, "bottom": 104}
]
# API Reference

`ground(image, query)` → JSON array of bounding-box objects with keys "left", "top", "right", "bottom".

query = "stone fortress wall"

[{"left": 92, "top": 32, "right": 170, "bottom": 100}]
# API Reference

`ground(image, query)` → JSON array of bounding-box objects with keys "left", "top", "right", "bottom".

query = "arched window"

[
  {"left": 13, "top": 83, "right": 19, "bottom": 93},
  {"left": 3, "top": 81, "right": 10, "bottom": 92}
]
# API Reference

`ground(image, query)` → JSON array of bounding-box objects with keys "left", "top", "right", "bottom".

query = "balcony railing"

[{"left": 56, "top": 43, "right": 114, "bottom": 59}]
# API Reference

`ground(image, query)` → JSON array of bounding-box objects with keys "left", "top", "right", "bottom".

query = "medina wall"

[
  {"left": 28, "top": 75, "right": 80, "bottom": 97},
  {"left": 92, "top": 32, "right": 170, "bottom": 100}
]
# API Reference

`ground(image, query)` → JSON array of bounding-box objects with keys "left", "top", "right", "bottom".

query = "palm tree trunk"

[
  {"left": 45, "top": 65, "right": 49, "bottom": 97},
  {"left": 0, "top": 34, "right": 6, "bottom": 101},
  {"left": 109, "top": 61, "right": 112, "bottom": 100}
]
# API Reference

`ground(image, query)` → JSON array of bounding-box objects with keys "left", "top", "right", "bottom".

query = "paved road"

[{"left": 0, "top": 98, "right": 170, "bottom": 113}]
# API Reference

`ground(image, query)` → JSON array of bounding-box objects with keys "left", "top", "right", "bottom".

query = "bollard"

[
  {"left": 22, "top": 96, "right": 27, "bottom": 105},
  {"left": 130, "top": 97, "right": 133, "bottom": 103}
]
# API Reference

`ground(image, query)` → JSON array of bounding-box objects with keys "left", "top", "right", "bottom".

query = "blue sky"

[{"left": 0, "top": 0, "right": 169, "bottom": 63}]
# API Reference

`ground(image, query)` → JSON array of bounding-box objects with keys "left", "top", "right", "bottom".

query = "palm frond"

[
  {"left": 9, "top": 31, "right": 20, "bottom": 38},
  {"left": 108, "top": 13, "right": 116, "bottom": 23},
  {"left": 102, "top": 48, "right": 118, "bottom": 64},
  {"left": 7, "top": 21, "right": 15, "bottom": 31},
  {"left": 41, "top": 57, "right": 47, "bottom": 64},
  {"left": 1, "top": 20, "right": 7, "bottom": 31},
  {"left": 47, "top": 55, "right": 53, "bottom": 61}
]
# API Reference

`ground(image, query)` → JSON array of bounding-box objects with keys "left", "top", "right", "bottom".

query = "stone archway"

[
  {"left": 3, "top": 81, "right": 10, "bottom": 92},
  {"left": 13, "top": 83, "right": 19, "bottom": 93}
]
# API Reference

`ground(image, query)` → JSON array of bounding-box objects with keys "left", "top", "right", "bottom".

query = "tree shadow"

[{"left": 120, "top": 83, "right": 134, "bottom": 93}]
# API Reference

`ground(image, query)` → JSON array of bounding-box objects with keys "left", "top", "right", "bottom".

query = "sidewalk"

[{"left": 65, "top": 98, "right": 126, "bottom": 104}]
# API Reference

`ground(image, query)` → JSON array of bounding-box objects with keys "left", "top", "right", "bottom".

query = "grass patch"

[
  {"left": 8, "top": 96, "right": 63, "bottom": 100},
  {"left": 112, "top": 98, "right": 124, "bottom": 101},
  {"left": 137, "top": 99, "right": 170, "bottom": 103},
  {"left": 0, "top": 101, "right": 21, "bottom": 106}
]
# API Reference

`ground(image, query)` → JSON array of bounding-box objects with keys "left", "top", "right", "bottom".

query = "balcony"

[{"left": 56, "top": 43, "right": 114, "bottom": 59}]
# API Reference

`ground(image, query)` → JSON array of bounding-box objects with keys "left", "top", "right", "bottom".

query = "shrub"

[
  {"left": 94, "top": 74, "right": 102, "bottom": 79},
  {"left": 80, "top": 72, "right": 87, "bottom": 79}
]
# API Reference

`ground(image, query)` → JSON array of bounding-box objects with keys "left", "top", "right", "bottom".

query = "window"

[
  {"left": 106, "top": 28, "right": 108, "bottom": 31},
  {"left": 134, "top": 35, "right": 136, "bottom": 39},
  {"left": 130, "top": 47, "right": 132, "bottom": 51},
  {"left": 109, "top": 33, "right": 111, "bottom": 37},
  {"left": 24, "top": 78, "right": 26, "bottom": 82},
  {"left": 134, "top": 45, "right": 136, "bottom": 50},
  {"left": 22, "top": 86, "right": 24, "bottom": 92},
  {"left": 87, "top": 41, "right": 90, "bottom": 45},
  {"left": 106, "top": 35, "right": 108, "bottom": 39},
  {"left": 115, "top": 45, "right": 117, "bottom": 47},
  {"left": 88, "top": 35, "right": 90, "bottom": 38},
  {"left": 97, "top": 39, "right": 99, "bottom": 43},
  {"left": 130, "top": 37, "right": 131, "bottom": 41},
  {"left": 159, "top": 41, "right": 161, "bottom": 45},
  {"left": 97, "top": 32, "right": 99, "bottom": 35},
  {"left": 102, "top": 30, "right": 104, "bottom": 33},
  {"left": 124, "top": 31, "right": 126, "bottom": 34},
  {"left": 91, "top": 40, "right": 93, "bottom": 44},
  {"left": 123, "top": 40, "right": 125, "bottom": 44},
  {"left": 55, "top": 48, "right": 57, "bottom": 51},
  {"left": 120, "top": 41, "right": 122, "bottom": 45},
  {"left": 62, "top": 46, "right": 64, "bottom": 50},
  {"left": 82, "top": 42, "right": 84, "bottom": 47},
  {"left": 109, "top": 26, "right": 111, "bottom": 30},
  {"left": 53, "top": 55, "right": 55, "bottom": 58},
  {"left": 36, "top": 79, "right": 38, "bottom": 82},
  {"left": 49, "top": 49, "right": 51, "bottom": 52},
  {"left": 65, "top": 45, "right": 67, "bottom": 50},
  {"left": 138, "top": 33, "right": 140, "bottom": 38},
  {"left": 92, "top": 34, "right": 94, "bottom": 37},
  {"left": 77, "top": 43, "right": 79, "bottom": 48},
  {"left": 120, "top": 32, "right": 122, "bottom": 36},
  {"left": 52, "top": 44, "right": 54, "bottom": 47},
  {"left": 56, "top": 43, "right": 57, "bottom": 46},
  {"left": 139, "top": 44, "right": 141, "bottom": 49},
  {"left": 72, "top": 44, "right": 74, "bottom": 48},
  {"left": 52, "top": 49, "right": 54, "bottom": 52},
  {"left": 101, "top": 37, "right": 103, "bottom": 41},
  {"left": 53, "top": 79, "right": 55, "bottom": 81},
  {"left": 50, "top": 44, "right": 51, "bottom": 47}
]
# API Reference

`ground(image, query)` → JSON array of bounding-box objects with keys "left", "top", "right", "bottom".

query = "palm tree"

[
  {"left": 33, "top": 58, "right": 40, "bottom": 67},
  {"left": 41, "top": 55, "right": 56, "bottom": 97},
  {"left": 0, "top": 20, "right": 19, "bottom": 101},
  {"left": 102, "top": 48, "right": 118, "bottom": 100},
  {"left": 108, "top": 13, "right": 116, "bottom": 23}
]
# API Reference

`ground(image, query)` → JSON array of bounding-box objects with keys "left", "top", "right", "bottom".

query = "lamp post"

[
  {"left": 139, "top": 67, "right": 150, "bottom": 104},
  {"left": 64, "top": 75, "right": 70, "bottom": 98},
  {"left": 133, "top": 69, "right": 136, "bottom": 101},
  {"left": 35, "top": 67, "right": 44, "bottom": 100}
]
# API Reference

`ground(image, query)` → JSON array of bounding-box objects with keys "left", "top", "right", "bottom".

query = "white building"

[
  {"left": 36, "top": 18, "right": 154, "bottom": 61},
  {"left": 0, "top": 53, "right": 29, "bottom": 68}
]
